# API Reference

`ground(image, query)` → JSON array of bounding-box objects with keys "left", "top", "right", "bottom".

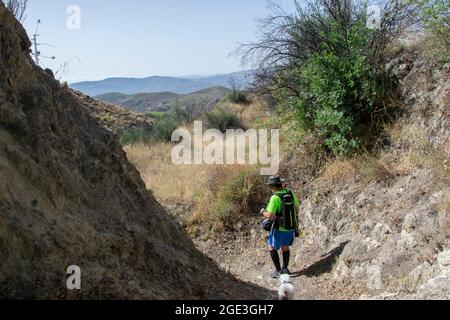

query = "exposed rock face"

[
  {"left": 0, "top": 4, "right": 271, "bottom": 299},
  {"left": 284, "top": 47, "right": 449, "bottom": 300}
]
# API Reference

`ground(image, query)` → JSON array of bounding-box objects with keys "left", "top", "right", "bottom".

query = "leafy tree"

[
  {"left": 239, "top": 0, "right": 418, "bottom": 156},
  {"left": 288, "top": 21, "right": 381, "bottom": 155}
]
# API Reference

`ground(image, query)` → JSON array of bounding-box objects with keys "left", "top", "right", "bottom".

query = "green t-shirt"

[{"left": 266, "top": 189, "right": 300, "bottom": 232}]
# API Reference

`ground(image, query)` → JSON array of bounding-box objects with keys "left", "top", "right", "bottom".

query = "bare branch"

[
  {"left": 236, "top": 0, "right": 418, "bottom": 96},
  {"left": 3, "top": 0, "right": 29, "bottom": 22}
]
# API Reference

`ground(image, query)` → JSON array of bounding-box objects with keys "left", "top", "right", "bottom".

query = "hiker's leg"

[
  {"left": 268, "top": 246, "right": 281, "bottom": 272},
  {"left": 281, "top": 246, "right": 290, "bottom": 269}
]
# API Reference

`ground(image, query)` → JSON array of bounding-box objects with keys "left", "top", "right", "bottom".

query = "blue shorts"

[{"left": 267, "top": 228, "right": 295, "bottom": 251}]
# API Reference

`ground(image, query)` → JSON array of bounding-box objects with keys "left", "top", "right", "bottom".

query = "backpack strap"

[{"left": 274, "top": 191, "right": 287, "bottom": 217}]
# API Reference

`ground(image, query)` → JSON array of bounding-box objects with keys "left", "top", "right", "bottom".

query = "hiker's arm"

[
  {"left": 260, "top": 209, "right": 274, "bottom": 219},
  {"left": 262, "top": 195, "right": 278, "bottom": 220}
]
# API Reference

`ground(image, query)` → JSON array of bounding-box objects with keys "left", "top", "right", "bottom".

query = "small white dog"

[{"left": 278, "top": 274, "right": 295, "bottom": 300}]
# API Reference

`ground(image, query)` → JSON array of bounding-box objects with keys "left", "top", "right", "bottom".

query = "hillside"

[
  {"left": 70, "top": 71, "right": 253, "bottom": 96},
  {"left": 96, "top": 86, "right": 230, "bottom": 113},
  {"left": 71, "top": 90, "right": 153, "bottom": 135},
  {"left": 0, "top": 3, "right": 271, "bottom": 299}
]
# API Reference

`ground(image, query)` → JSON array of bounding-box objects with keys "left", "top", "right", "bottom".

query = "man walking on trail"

[{"left": 261, "top": 176, "right": 300, "bottom": 279}]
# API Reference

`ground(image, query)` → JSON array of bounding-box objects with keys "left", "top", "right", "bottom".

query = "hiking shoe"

[
  {"left": 270, "top": 271, "right": 281, "bottom": 279},
  {"left": 281, "top": 268, "right": 291, "bottom": 275}
]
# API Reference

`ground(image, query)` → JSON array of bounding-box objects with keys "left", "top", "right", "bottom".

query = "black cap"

[{"left": 266, "top": 176, "right": 287, "bottom": 186}]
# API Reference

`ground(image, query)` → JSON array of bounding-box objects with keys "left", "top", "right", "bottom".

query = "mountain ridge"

[
  {"left": 95, "top": 86, "right": 230, "bottom": 113},
  {"left": 70, "top": 70, "right": 254, "bottom": 96}
]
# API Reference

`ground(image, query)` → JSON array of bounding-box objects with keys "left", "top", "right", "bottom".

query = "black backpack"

[{"left": 275, "top": 190, "right": 298, "bottom": 231}]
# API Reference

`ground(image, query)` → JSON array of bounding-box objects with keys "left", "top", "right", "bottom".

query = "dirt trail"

[{"left": 191, "top": 228, "right": 365, "bottom": 300}]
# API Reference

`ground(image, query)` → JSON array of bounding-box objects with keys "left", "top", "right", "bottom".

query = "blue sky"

[{"left": 22, "top": 0, "right": 293, "bottom": 83}]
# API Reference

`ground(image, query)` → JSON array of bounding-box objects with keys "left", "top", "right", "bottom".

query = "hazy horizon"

[{"left": 69, "top": 69, "right": 254, "bottom": 85}]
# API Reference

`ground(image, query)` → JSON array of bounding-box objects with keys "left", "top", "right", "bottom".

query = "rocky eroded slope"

[
  {"left": 284, "top": 47, "right": 450, "bottom": 299},
  {"left": 0, "top": 4, "right": 272, "bottom": 299}
]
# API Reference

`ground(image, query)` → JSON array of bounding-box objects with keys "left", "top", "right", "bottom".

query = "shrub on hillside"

[
  {"left": 228, "top": 78, "right": 249, "bottom": 104},
  {"left": 144, "top": 111, "right": 166, "bottom": 121},
  {"left": 205, "top": 108, "right": 245, "bottom": 132},
  {"left": 152, "top": 118, "right": 177, "bottom": 142},
  {"left": 169, "top": 99, "right": 196, "bottom": 124},
  {"left": 283, "top": 21, "right": 383, "bottom": 156},
  {"left": 189, "top": 166, "right": 268, "bottom": 233},
  {"left": 120, "top": 127, "right": 151, "bottom": 145},
  {"left": 228, "top": 88, "right": 248, "bottom": 104}
]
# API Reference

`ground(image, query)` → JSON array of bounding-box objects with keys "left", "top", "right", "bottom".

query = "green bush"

[
  {"left": 169, "top": 99, "right": 194, "bottom": 124},
  {"left": 207, "top": 167, "right": 267, "bottom": 231},
  {"left": 120, "top": 128, "right": 151, "bottom": 145},
  {"left": 144, "top": 111, "right": 166, "bottom": 121},
  {"left": 152, "top": 118, "right": 177, "bottom": 142},
  {"left": 228, "top": 89, "right": 248, "bottom": 104},
  {"left": 210, "top": 198, "right": 234, "bottom": 224},
  {"left": 205, "top": 108, "right": 245, "bottom": 132},
  {"left": 241, "top": 0, "right": 419, "bottom": 158},
  {"left": 277, "top": 20, "right": 385, "bottom": 157}
]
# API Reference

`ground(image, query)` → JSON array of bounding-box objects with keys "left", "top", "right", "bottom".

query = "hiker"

[{"left": 260, "top": 176, "right": 300, "bottom": 279}]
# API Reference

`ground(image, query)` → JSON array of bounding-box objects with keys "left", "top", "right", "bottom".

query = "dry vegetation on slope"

[{"left": 72, "top": 90, "right": 154, "bottom": 136}]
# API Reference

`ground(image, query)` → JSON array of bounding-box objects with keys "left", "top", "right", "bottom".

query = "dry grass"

[
  {"left": 124, "top": 142, "right": 210, "bottom": 204},
  {"left": 322, "top": 159, "right": 358, "bottom": 184},
  {"left": 241, "top": 98, "right": 271, "bottom": 127},
  {"left": 321, "top": 155, "right": 394, "bottom": 185},
  {"left": 187, "top": 164, "right": 267, "bottom": 236},
  {"left": 359, "top": 156, "right": 394, "bottom": 183},
  {"left": 436, "top": 192, "right": 450, "bottom": 240},
  {"left": 437, "top": 192, "right": 450, "bottom": 215},
  {"left": 125, "top": 137, "right": 269, "bottom": 237},
  {"left": 383, "top": 122, "right": 450, "bottom": 179},
  {"left": 213, "top": 97, "right": 272, "bottom": 129}
]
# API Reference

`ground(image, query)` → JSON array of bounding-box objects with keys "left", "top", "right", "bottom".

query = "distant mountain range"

[
  {"left": 96, "top": 86, "right": 230, "bottom": 114},
  {"left": 70, "top": 70, "right": 254, "bottom": 96}
]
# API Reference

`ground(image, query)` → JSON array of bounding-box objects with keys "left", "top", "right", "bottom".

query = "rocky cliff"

[{"left": 0, "top": 4, "right": 271, "bottom": 299}]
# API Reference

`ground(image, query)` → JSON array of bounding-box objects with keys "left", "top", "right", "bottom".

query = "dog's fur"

[{"left": 278, "top": 274, "right": 295, "bottom": 300}]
